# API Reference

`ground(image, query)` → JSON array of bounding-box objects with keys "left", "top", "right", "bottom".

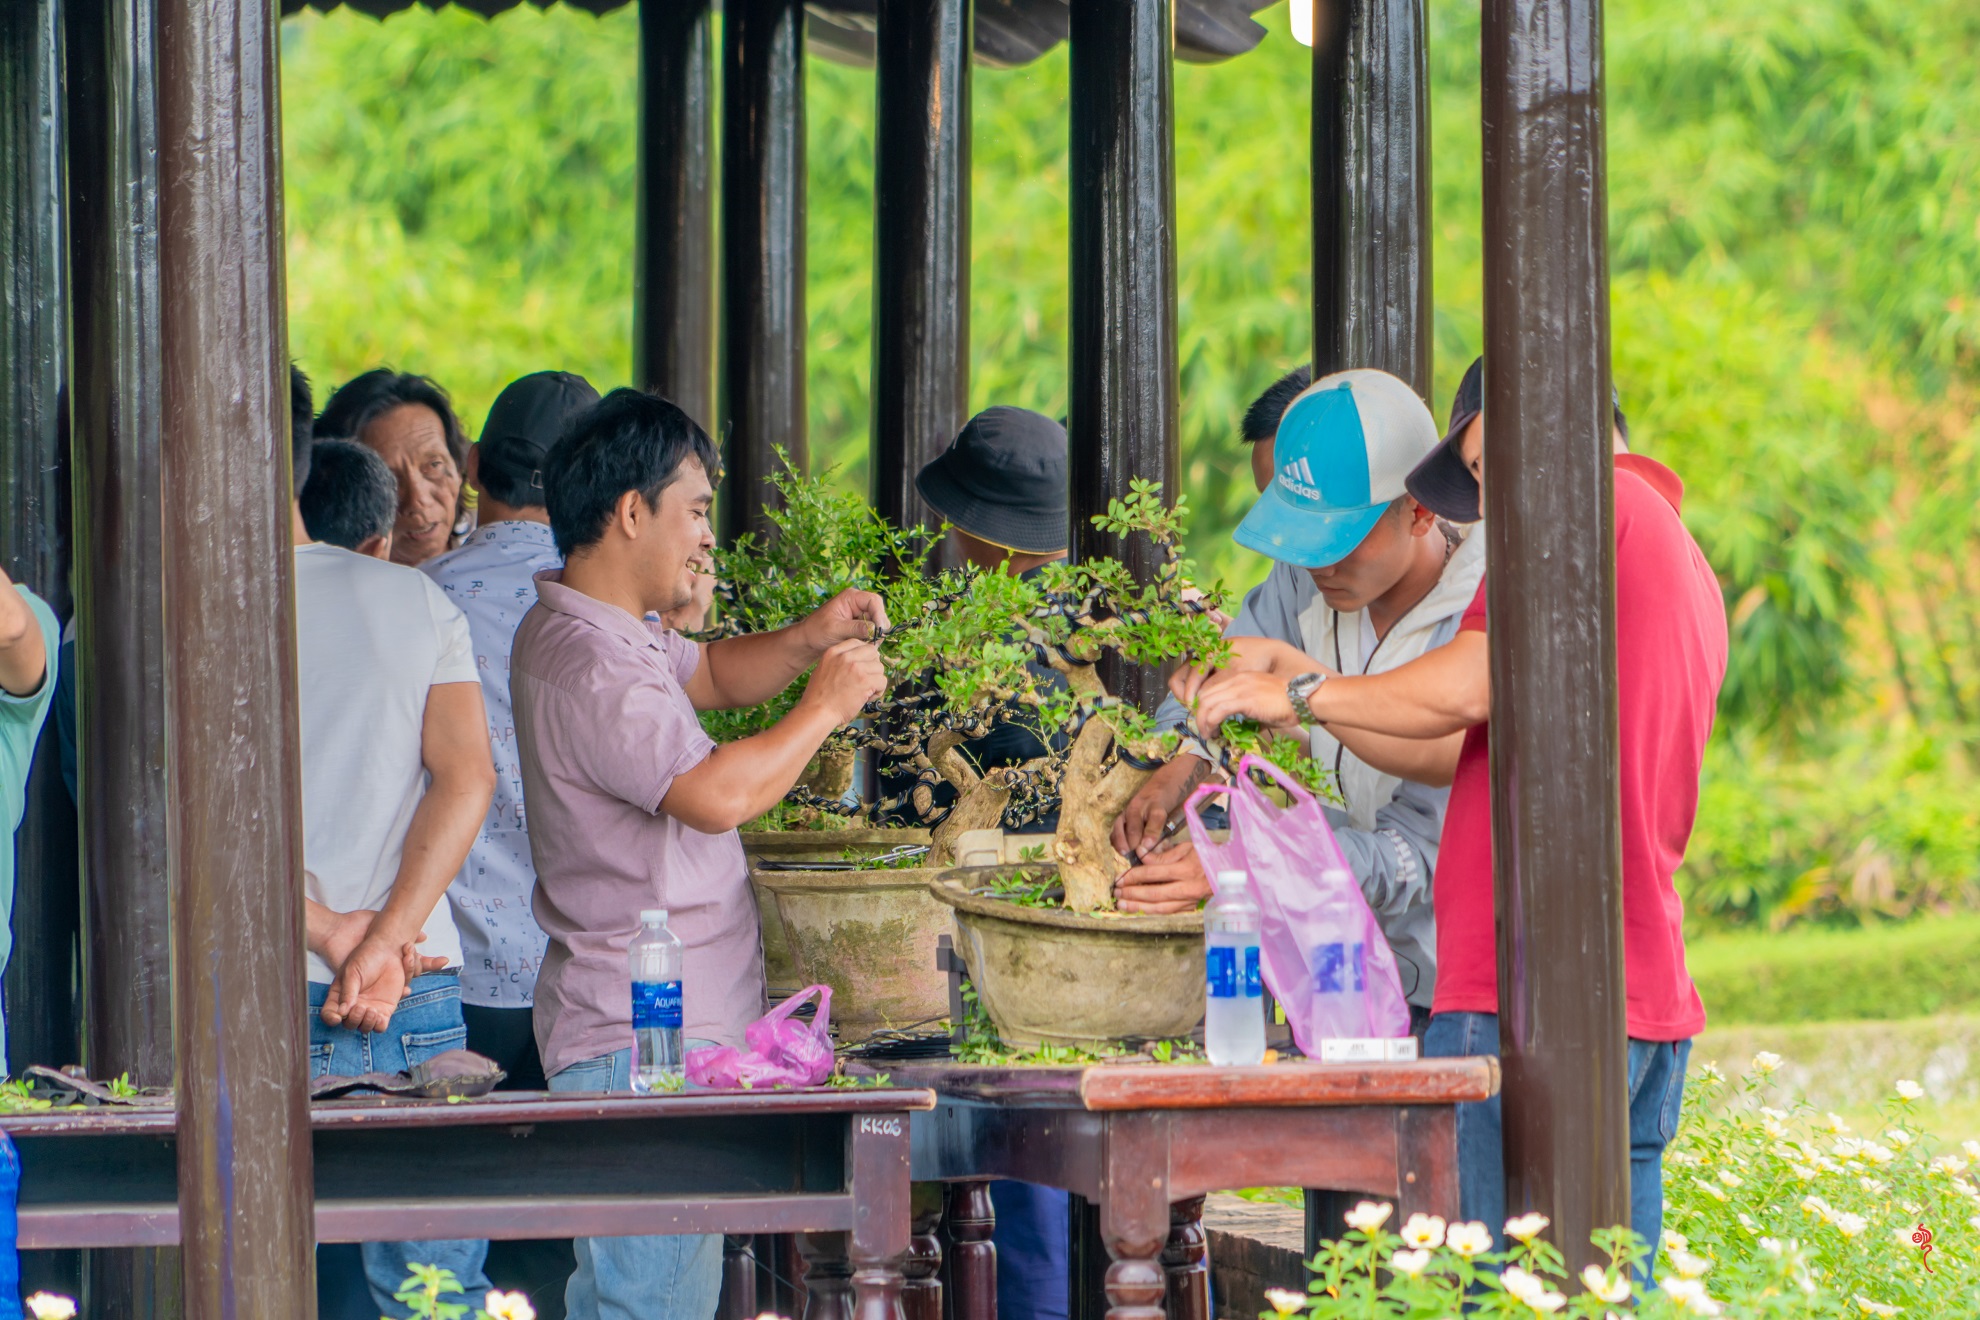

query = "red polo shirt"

[{"left": 1430, "top": 455, "right": 1725, "bottom": 1040}]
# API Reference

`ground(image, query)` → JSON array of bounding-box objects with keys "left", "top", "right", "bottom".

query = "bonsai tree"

[{"left": 708, "top": 466, "right": 1327, "bottom": 906}]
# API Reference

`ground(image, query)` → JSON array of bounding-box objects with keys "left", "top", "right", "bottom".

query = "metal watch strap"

[{"left": 1287, "top": 670, "right": 1327, "bottom": 720}]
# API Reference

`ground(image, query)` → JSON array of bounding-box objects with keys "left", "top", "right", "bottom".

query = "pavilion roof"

[{"left": 277, "top": 0, "right": 1279, "bottom": 67}]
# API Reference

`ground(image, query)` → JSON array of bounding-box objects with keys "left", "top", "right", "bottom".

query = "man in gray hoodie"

[{"left": 1113, "top": 366, "right": 1481, "bottom": 1025}]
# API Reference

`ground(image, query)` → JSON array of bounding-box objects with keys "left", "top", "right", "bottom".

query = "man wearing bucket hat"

[
  {"left": 908, "top": 407, "right": 1078, "bottom": 1320},
  {"left": 1116, "top": 368, "right": 1484, "bottom": 1028},
  {"left": 1177, "top": 357, "right": 1725, "bottom": 1262}
]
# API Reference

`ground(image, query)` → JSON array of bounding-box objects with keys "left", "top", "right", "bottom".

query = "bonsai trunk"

[
  {"left": 798, "top": 742, "right": 857, "bottom": 801},
  {"left": 925, "top": 729, "right": 1014, "bottom": 865},
  {"left": 1051, "top": 717, "right": 1152, "bottom": 912}
]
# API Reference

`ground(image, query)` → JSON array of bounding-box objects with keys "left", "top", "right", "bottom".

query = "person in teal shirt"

[{"left": 0, "top": 567, "right": 60, "bottom": 1074}]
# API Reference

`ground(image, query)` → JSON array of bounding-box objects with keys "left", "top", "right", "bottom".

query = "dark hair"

[
  {"left": 290, "top": 364, "right": 315, "bottom": 497},
  {"left": 478, "top": 449, "right": 541, "bottom": 510},
  {"left": 544, "top": 389, "right": 720, "bottom": 559},
  {"left": 1242, "top": 364, "right": 1313, "bottom": 443},
  {"left": 316, "top": 368, "right": 470, "bottom": 529},
  {"left": 299, "top": 439, "right": 399, "bottom": 552}
]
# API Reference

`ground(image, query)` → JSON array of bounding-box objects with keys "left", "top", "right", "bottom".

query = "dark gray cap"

[
  {"left": 914, "top": 407, "right": 1068, "bottom": 554},
  {"left": 478, "top": 370, "right": 600, "bottom": 504}
]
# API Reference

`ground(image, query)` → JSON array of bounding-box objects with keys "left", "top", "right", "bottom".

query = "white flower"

[
  {"left": 1790, "top": 1163, "right": 1818, "bottom": 1180},
  {"left": 1834, "top": 1212, "right": 1868, "bottom": 1238},
  {"left": 1581, "top": 1264, "right": 1631, "bottom": 1304},
  {"left": 1763, "top": 1115, "right": 1789, "bottom": 1139},
  {"left": 1500, "top": 1267, "right": 1567, "bottom": 1313},
  {"left": 1801, "top": 1194, "right": 1833, "bottom": 1220},
  {"left": 1717, "top": 1169, "right": 1743, "bottom": 1188},
  {"left": 1661, "top": 1276, "right": 1724, "bottom": 1316},
  {"left": 24, "top": 1296, "right": 78, "bottom": 1320},
  {"left": 1969, "top": 1213, "right": 1980, "bottom": 1231},
  {"left": 1389, "top": 1248, "right": 1431, "bottom": 1277},
  {"left": 1833, "top": 1136, "right": 1864, "bottom": 1159},
  {"left": 1860, "top": 1176, "right": 1889, "bottom": 1197},
  {"left": 1669, "top": 1249, "right": 1713, "bottom": 1279},
  {"left": 1343, "top": 1200, "right": 1393, "bottom": 1232},
  {"left": 1447, "top": 1221, "right": 1494, "bottom": 1257},
  {"left": 484, "top": 1292, "right": 538, "bottom": 1320},
  {"left": 1885, "top": 1128, "right": 1913, "bottom": 1148},
  {"left": 1860, "top": 1142, "right": 1896, "bottom": 1166},
  {"left": 1759, "top": 1237, "right": 1785, "bottom": 1256},
  {"left": 1894, "top": 1080, "right": 1924, "bottom": 1102},
  {"left": 1853, "top": 1297, "right": 1902, "bottom": 1317},
  {"left": 1503, "top": 1212, "right": 1550, "bottom": 1243},
  {"left": 1825, "top": 1113, "right": 1853, "bottom": 1134},
  {"left": 1262, "top": 1287, "right": 1307, "bottom": 1316},
  {"left": 1698, "top": 1061, "right": 1725, "bottom": 1083},
  {"left": 1964, "top": 1139, "right": 1980, "bottom": 1160},
  {"left": 1929, "top": 1155, "right": 1967, "bottom": 1176},
  {"left": 1752, "top": 1051, "right": 1783, "bottom": 1074},
  {"left": 1690, "top": 1175, "right": 1730, "bottom": 1203},
  {"left": 1663, "top": 1229, "right": 1689, "bottom": 1253},
  {"left": 1399, "top": 1212, "right": 1446, "bottom": 1249}
]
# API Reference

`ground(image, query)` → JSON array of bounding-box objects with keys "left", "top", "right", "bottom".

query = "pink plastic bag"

[
  {"left": 685, "top": 985, "right": 837, "bottom": 1089},
  {"left": 1184, "top": 754, "right": 1411, "bottom": 1052}
]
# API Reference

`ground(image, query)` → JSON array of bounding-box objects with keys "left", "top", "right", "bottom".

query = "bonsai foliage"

[{"left": 705, "top": 466, "right": 1329, "bottom": 908}]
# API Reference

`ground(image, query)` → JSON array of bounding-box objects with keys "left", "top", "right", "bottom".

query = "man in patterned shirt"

[{"left": 423, "top": 370, "right": 599, "bottom": 1087}]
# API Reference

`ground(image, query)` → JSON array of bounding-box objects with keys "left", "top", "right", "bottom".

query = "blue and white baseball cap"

[{"left": 1233, "top": 368, "right": 1441, "bottom": 568}]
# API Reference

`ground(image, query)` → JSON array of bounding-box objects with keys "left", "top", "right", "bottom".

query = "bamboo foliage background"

[{"left": 281, "top": 0, "right": 1980, "bottom": 930}]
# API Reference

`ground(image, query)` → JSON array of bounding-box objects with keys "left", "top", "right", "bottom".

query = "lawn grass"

[{"left": 1686, "top": 913, "right": 1980, "bottom": 1024}]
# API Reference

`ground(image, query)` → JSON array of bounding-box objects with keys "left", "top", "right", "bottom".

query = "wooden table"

[
  {"left": 869, "top": 1058, "right": 1499, "bottom": 1320},
  {"left": 1, "top": 1088, "right": 935, "bottom": 1320}
]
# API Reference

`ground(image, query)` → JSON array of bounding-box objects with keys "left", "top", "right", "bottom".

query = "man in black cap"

[{"left": 422, "top": 369, "right": 601, "bottom": 1085}]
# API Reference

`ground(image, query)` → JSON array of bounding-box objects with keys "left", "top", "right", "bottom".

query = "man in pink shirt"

[{"left": 512, "top": 389, "right": 887, "bottom": 1320}]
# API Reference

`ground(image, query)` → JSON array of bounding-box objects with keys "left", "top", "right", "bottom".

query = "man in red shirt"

[{"left": 1180, "top": 358, "right": 1727, "bottom": 1256}]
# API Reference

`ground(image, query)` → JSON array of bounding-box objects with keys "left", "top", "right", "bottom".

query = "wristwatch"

[{"left": 1286, "top": 671, "right": 1328, "bottom": 721}]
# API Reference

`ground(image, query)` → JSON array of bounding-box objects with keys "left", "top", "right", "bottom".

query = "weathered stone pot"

[
  {"left": 933, "top": 865, "right": 1204, "bottom": 1049},
  {"left": 752, "top": 861, "right": 950, "bottom": 1042},
  {"left": 739, "top": 828, "right": 937, "bottom": 1028}
]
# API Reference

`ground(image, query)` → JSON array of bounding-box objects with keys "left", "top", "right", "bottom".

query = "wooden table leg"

[
  {"left": 1395, "top": 1106, "right": 1461, "bottom": 1222},
  {"left": 1098, "top": 1113, "right": 1172, "bottom": 1320},
  {"left": 849, "top": 1110, "right": 913, "bottom": 1320},
  {"left": 1161, "top": 1196, "right": 1209, "bottom": 1320},
  {"left": 723, "top": 1235, "right": 761, "bottom": 1320},
  {"left": 801, "top": 1232, "right": 856, "bottom": 1320},
  {"left": 904, "top": 1183, "right": 945, "bottom": 1320},
  {"left": 939, "top": 1180, "right": 995, "bottom": 1320}
]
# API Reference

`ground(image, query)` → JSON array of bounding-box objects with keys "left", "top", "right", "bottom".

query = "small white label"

[
  {"left": 858, "top": 1116, "right": 904, "bottom": 1137},
  {"left": 1319, "top": 1038, "right": 1386, "bottom": 1064},
  {"left": 1384, "top": 1037, "right": 1420, "bottom": 1062}
]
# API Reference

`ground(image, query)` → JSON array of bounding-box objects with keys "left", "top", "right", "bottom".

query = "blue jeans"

[
  {"left": 549, "top": 1046, "right": 723, "bottom": 1320},
  {"left": 1422, "top": 1012, "right": 1690, "bottom": 1265},
  {"left": 309, "top": 973, "right": 492, "bottom": 1319}
]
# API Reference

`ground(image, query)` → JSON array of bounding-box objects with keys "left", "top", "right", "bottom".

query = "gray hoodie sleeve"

[
  {"left": 1324, "top": 780, "right": 1445, "bottom": 1008},
  {"left": 1155, "top": 564, "right": 1310, "bottom": 738}
]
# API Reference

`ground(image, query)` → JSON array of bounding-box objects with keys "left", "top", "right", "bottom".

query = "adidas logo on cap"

[{"left": 1279, "top": 455, "right": 1324, "bottom": 502}]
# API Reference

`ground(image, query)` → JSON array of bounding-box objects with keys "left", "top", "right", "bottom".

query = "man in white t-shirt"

[{"left": 290, "top": 366, "right": 498, "bottom": 1318}]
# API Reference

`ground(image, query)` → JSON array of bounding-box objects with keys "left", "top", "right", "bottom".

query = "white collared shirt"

[{"left": 422, "top": 519, "right": 562, "bottom": 1006}]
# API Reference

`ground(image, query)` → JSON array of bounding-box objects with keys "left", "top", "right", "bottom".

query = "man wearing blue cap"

[{"left": 1115, "top": 368, "right": 1484, "bottom": 1025}]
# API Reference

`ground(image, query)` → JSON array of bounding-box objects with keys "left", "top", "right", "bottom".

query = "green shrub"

[{"left": 1688, "top": 915, "right": 1980, "bottom": 1024}]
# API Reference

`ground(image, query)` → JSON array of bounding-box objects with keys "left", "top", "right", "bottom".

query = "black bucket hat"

[
  {"left": 478, "top": 370, "right": 600, "bottom": 504},
  {"left": 1405, "top": 357, "right": 1630, "bottom": 524},
  {"left": 914, "top": 407, "right": 1068, "bottom": 554}
]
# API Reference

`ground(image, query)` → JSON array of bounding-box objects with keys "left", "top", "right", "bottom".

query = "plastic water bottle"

[
  {"left": 1204, "top": 871, "right": 1266, "bottom": 1066},
  {"left": 630, "top": 908, "right": 684, "bottom": 1092}
]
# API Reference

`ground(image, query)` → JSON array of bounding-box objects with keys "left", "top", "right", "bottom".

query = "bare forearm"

[
  {"left": 693, "top": 627, "right": 817, "bottom": 710},
  {"left": 304, "top": 899, "right": 344, "bottom": 958},
  {"left": 1305, "top": 633, "right": 1489, "bottom": 739},
  {"left": 0, "top": 578, "right": 47, "bottom": 698},
  {"left": 662, "top": 704, "right": 840, "bottom": 832},
  {"left": 371, "top": 772, "right": 488, "bottom": 945}
]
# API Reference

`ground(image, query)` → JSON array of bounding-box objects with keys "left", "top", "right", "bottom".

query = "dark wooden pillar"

[
  {"left": 1067, "top": 0, "right": 1179, "bottom": 711},
  {"left": 635, "top": 0, "right": 718, "bottom": 433},
  {"left": 0, "top": 0, "right": 82, "bottom": 1085},
  {"left": 1311, "top": 0, "right": 1431, "bottom": 397},
  {"left": 67, "top": 0, "right": 182, "bottom": 1311},
  {"left": 158, "top": 0, "right": 316, "bottom": 1311},
  {"left": 721, "top": 0, "right": 806, "bottom": 544},
  {"left": 870, "top": 0, "right": 971, "bottom": 536},
  {"left": 1480, "top": 0, "right": 1629, "bottom": 1269}
]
